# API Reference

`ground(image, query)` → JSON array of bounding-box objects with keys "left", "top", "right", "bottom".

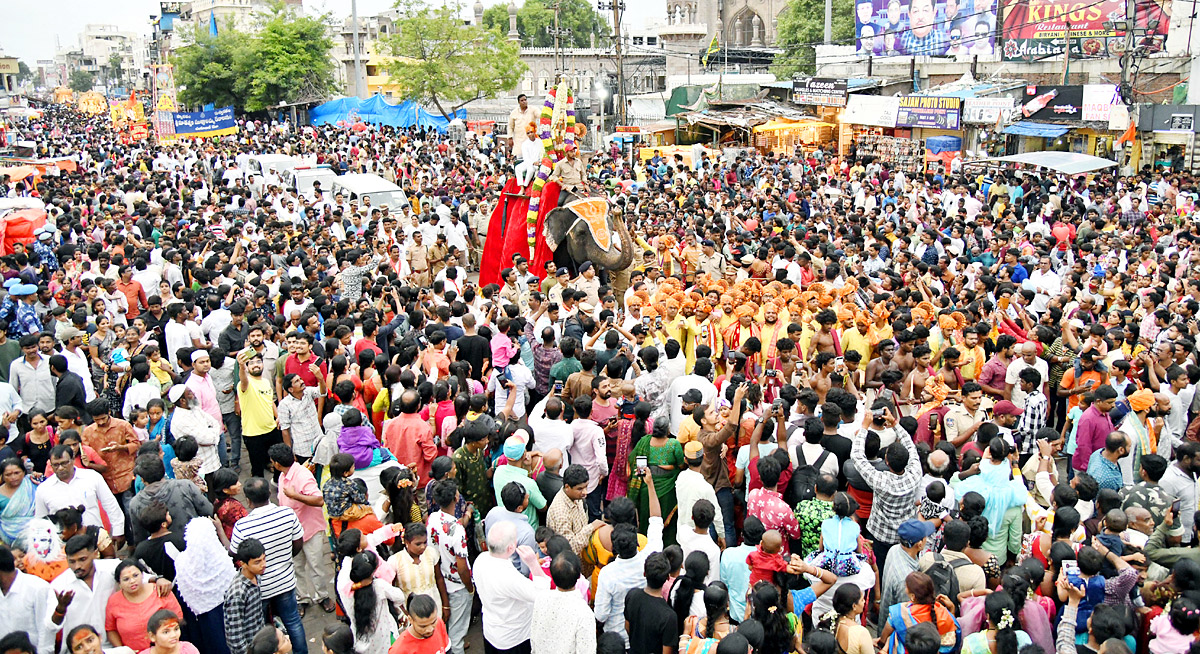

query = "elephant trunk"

[{"left": 584, "top": 210, "right": 635, "bottom": 271}]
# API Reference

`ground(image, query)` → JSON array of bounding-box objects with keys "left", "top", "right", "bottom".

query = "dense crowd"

[{"left": 0, "top": 98, "right": 1195, "bottom": 654}]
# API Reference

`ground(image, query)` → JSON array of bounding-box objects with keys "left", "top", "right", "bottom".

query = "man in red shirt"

[
  {"left": 114, "top": 266, "right": 147, "bottom": 323},
  {"left": 381, "top": 388, "right": 438, "bottom": 488},
  {"left": 281, "top": 331, "right": 327, "bottom": 410}
]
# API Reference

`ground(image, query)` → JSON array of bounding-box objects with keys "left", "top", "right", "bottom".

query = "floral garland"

[{"left": 524, "top": 81, "right": 575, "bottom": 249}]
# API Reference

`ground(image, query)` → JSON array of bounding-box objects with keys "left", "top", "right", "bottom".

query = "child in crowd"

[
  {"left": 170, "top": 435, "right": 207, "bottom": 493},
  {"left": 131, "top": 407, "right": 150, "bottom": 442},
  {"left": 746, "top": 529, "right": 795, "bottom": 588},
  {"left": 807, "top": 492, "right": 867, "bottom": 575}
]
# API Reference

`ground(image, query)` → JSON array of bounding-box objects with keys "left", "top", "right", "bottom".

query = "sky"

[{"left": 1, "top": 0, "right": 665, "bottom": 65}]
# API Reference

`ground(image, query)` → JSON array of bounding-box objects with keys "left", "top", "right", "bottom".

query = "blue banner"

[{"left": 172, "top": 105, "right": 238, "bottom": 138}]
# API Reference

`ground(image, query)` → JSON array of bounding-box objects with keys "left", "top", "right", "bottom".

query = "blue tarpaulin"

[
  {"left": 1002, "top": 122, "right": 1070, "bottom": 138},
  {"left": 309, "top": 94, "right": 465, "bottom": 132},
  {"left": 925, "top": 135, "right": 962, "bottom": 154}
]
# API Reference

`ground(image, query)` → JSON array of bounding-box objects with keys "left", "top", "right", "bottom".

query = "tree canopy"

[
  {"left": 67, "top": 70, "right": 94, "bottom": 93},
  {"left": 481, "top": 0, "right": 608, "bottom": 48},
  {"left": 173, "top": 2, "right": 336, "bottom": 113},
  {"left": 772, "top": 0, "right": 853, "bottom": 78},
  {"left": 380, "top": 0, "right": 526, "bottom": 119},
  {"left": 16, "top": 61, "right": 32, "bottom": 83}
]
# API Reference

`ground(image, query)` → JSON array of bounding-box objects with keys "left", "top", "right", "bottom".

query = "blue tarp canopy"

[
  {"left": 1002, "top": 122, "right": 1071, "bottom": 138},
  {"left": 925, "top": 135, "right": 962, "bottom": 154},
  {"left": 310, "top": 94, "right": 465, "bottom": 132}
]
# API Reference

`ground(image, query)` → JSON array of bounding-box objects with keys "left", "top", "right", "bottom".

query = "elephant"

[{"left": 543, "top": 188, "right": 635, "bottom": 274}]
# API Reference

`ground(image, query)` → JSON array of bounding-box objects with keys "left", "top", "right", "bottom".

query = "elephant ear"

[{"left": 563, "top": 197, "right": 614, "bottom": 252}]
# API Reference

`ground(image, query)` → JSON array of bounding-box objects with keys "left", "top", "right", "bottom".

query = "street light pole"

[
  {"left": 597, "top": 88, "right": 606, "bottom": 150},
  {"left": 352, "top": 0, "right": 364, "bottom": 98}
]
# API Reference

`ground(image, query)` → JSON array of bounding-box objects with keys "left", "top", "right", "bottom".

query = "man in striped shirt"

[{"left": 229, "top": 477, "right": 307, "bottom": 654}]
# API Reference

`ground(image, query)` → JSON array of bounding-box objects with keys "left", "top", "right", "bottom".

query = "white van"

[
  {"left": 330, "top": 174, "right": 409, "bottom": 211},
  {"left": 282, "top": 165, "right": 339, "bottom": 200}
]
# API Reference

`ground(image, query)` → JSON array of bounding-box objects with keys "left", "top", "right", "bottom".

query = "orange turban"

[
  {"left": 1128, "top": 389, "right": 1155, "bottom": 412},
  {"left": 735, "top": 303, "right": 758, "bottom": 318},
  {"left": 938, "top": 314, "right": 958, "bottom": 332},
  {"left": 838, "top": 306, "right": 857, "bottom": 323},
  {"left": 627, "top": 296, "right": 643, "bottom": 307}
]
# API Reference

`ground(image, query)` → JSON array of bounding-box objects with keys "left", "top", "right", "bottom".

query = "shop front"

[
  {"left": 962, "top": 97, "right": 1015, "bottom": 157},
  {"left": 1139, "top": 105, "right": 1200, "bottom": 172},
  {"left": 1003, "top": 85, "right": 1122, "bottom": 159},
  {"left": 898, "top": 96, "right": 963, "bottom": 174}
]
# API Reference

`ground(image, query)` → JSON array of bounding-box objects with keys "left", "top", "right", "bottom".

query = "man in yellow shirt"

[
  {"left": 842, "top": 312, "right": 873, "bottom": 372},
  {"left": 676, "top": 389, "right": 705, "bottom": 443}
]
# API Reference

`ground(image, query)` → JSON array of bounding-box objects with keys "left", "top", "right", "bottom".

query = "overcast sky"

[{"left": 1, "top": 0, "right": 664, "bottom": 65}]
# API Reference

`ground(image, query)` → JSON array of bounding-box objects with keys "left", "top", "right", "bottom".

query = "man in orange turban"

[{"left": 723, "top": 302, "right": 761, "bottom": 369}]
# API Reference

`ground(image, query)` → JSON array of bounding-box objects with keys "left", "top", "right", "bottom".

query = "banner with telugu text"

[{"left": 171, "top": 106, "right": 239, "bottom": 139}]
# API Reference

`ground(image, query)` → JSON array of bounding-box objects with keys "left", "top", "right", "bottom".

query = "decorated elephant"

[{"left": 543, "top": 188, "right": 635, "bottom": 273}]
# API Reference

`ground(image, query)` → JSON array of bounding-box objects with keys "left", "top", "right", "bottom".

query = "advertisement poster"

[
  {"left": 1082, "top": 84, "right": 1120, "bottom": 121},
  {"left": 895, "top": 96, "right": 962, "bottom": 129},
  {"left": 172, "top": 106, "right": 239, "bottom": 138},
  {"left": 151, "top": 64, "right": 178, "bottom": 143},
  {"left": 856, "top": 0, "right": 997, "bottom": 56},
  {"left": 963, "top": 97, "right": 1016, "bottom": 124},
  {"left": 792, "top": 78, "right": 849, "bottom": 107},
  {"left": 1001, "top": 0, "right": 1169, "bottom": 61},
  {"left": 1017, "top": 85, "right": 1084, "bottom": 120},
  {"left": 843, "top": 95, "right": 901, "bottom": 127}
]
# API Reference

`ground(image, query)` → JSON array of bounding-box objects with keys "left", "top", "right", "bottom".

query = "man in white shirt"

[
  {"left": 1026, "top": 255, "right": 1061, "bottom": 316},
  {"left": 0, "top": 545, "right": 57, "bottom": 654},
  {"left": 676, "top": 441, "right": 725, "bottom": 538},
  {"left": 474, "top": 521, "right": 550, "bottom": 653},
  {"left": 664, "top": 360, "right": 719, "bottom": 435},
  {"left": 527, "top": 395, "right": 574, "bottom": 465},
  {"left": 35, "top": 445, "right": 125, "bottom": 542},
  {"left": 677, "top": 499, "right": 721, "bottom": 585}
]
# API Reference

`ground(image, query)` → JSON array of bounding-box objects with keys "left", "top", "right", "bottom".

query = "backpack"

[
  {"left": 925, "top": 553, "right": 970, "bottom": 611},
  {"left": 786, "top": 443, "right": 831, "bottom": 504}
]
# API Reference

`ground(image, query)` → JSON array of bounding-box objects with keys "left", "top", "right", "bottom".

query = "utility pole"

[
  {"left": 351, "top": 0, "right": 364, "bottom": 98},
  {"left": 1118, "top": 0, "right": 1139, "bottom": 104},
  {"left": 599, "top": 0, "right": 627, "bottom": 123},
  {"left": 1061, "top": 22, "right": 1071, "bottom": 84},
  {"left": 547, "top": 3, "right": 573, "bottom": 74},
  {"left": 824, "top": 0, "right": 832, "bottom": 44}
]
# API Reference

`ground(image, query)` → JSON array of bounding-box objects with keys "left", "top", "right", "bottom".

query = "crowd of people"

[{"left": 0, "top": 97, "right": 1195, "bottom": 654}]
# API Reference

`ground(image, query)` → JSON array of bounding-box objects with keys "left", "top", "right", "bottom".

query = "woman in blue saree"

[{"left": 0, "top": 457, "right": 36, "bottom": 546}]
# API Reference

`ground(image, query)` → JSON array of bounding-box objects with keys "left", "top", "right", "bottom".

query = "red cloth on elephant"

[
  {"left": 529, "top": 181, "right": 561, "bottom": 280},
  {"left": 479, "top": 179, "right": 561, "bottom": 286},
  {"left": 479, "top": 178, "right": 530, "bottom": 287}
]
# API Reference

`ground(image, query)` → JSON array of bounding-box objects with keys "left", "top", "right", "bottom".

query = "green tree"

[
  {"left": 16, "top": 61, "right": 32, "bottom": 83},
  {"left": 173, "top": 2, "right": 335, "bottom": 113},
  {"left": 240, "top": 4, "right": 336, "bottom": 111},
  {"left": 174, "top": 25, "right": 253, "bottom": 110},
  {"left": 67, "top": 70, "right": 94, "bottom": 93},
  {"left": 381, "top": 0, "right": 527, "bottom": 119},
  {"left": 482, "top": 0, "right": 607, "bottom": 48},
  {"left": 773, "top": 0, "right": 853, "bottom": 77},
  {"left": 107, "top": 52, "right": 125, "bottom": 88}
]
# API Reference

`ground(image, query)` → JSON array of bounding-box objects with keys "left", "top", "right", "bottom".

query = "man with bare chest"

[
  {"left": 865, "top": 341, "right": 897, "bottom": 392},
  {"left": 892, "top": 330, "right": 918, "bottom": 375},
  {"left": 808, "top": 310, "right": 840, "bottom": 362}
]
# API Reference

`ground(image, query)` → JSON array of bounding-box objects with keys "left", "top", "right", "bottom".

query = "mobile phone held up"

[{"left": 635, "top": 455, "right": 648, "bottom": 474}]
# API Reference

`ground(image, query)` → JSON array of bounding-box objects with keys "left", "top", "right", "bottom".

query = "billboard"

[
  {"left": 856, "top": 0, "right": 998, "bottom": 56},
  {"left": 896, "top": 96, "right": 962, "bottom": 129},
  {"left": 792, "top": 78, "right": 849, "bottom": 107},
  {"left": 1017, "top": 85, "right": 1084, "bottom": 120},
  {"left": 963, "top": 97, "right": 1016, "bottom": 123},
  {"left": 1001, "top": 0, "right": 1169, "bottom": 61},
  {"left": 172, "top": 105, "right": 239, "bottom": 138}
]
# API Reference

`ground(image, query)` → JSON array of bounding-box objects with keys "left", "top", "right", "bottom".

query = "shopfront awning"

[
  {"left": 1001, "top": 122, "right": 1071, "bottom": 138},
  {"left": 966, "top": 152, "right": 1118, "bottom": 175}
]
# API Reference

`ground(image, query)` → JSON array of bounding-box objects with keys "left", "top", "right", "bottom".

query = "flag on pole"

[
  {"left": 702, "top": 33, "right": 719, "bottom": 67},
  {"left": 1116, "top": 117, "right": 1137, "bottom": 145},
  {"left": 209, "top": 12, "right": 219, "bottom": 38}
]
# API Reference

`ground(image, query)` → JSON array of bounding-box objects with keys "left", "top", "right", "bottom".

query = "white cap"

[{"left": 168, "top": 385, "right": 187, "bottom": 404}]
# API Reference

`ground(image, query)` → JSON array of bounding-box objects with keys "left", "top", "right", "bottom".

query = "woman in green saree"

[{"left": 628, "top": 414, "right": 685, "bottom": 545}]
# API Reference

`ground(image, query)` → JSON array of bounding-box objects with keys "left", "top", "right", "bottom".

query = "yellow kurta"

[{"left": 841, "top": 327, "right": 872, "bottom": 371}]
